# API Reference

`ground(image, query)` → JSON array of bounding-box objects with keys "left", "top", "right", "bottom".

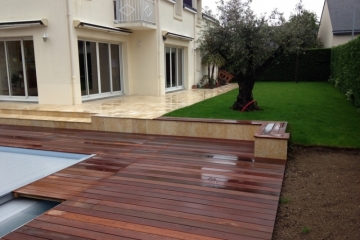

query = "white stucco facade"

[{"left": 0, "top": 0, "right": 210, "bottom": 105}]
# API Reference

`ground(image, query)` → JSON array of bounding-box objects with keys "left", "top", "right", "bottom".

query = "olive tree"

[{"left": 199, "top": 0, "right": 321, "bottom": 111}]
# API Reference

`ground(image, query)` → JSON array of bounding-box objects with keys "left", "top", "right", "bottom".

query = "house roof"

[{"left": 326, "top": 0, "right": 360, "bottom": 35}]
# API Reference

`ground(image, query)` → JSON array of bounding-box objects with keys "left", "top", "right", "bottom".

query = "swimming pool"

[{"left": 0, "top": 146, "right": 93, "bottom": 237}]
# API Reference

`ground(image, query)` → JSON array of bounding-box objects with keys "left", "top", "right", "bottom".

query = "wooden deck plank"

[
  {"left": 0, "top": 231, "right": 48, "bottom": 240},
  {"left": 105, "top": 176, "right": 279, "bottom": 201},
  {"left": 124, "top": 164, "right": 283, "bottom": 185},
  {"left": 0, "top": 124, "right": 286, "bottom": 240},
  {"left": 15, "top": 226, "right": 90, "bottom": 240},
  {"left": 100, "top": 177, "right": 278, "bottom": 205},
  {"left": 89, "top": 184, "right": 277, "bottom": 214},
  {"left": 64, "top": 197, "right": 274, "bottom": 233},
  {"left": 26, "top": 220, "right": 134, "bottom": 240},
  {"left": 76, "top": 192, "right": 274, "bottom": 227},
  {"left": 49, "top": 208, "right": 260, "bottom": 240},
  {"left": 122, "top": 167, "right": 283, "bottom": 189},
  {"left": 79, "top": 183, "right": 278, "bottom": 210},
  {"left": 81, "top": 188, "right": 275, "bottom": 221}
]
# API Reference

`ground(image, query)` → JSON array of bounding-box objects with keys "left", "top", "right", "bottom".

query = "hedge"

[
  {"left": 257, "top": 49, "right": 331, "bottom": 82},
  {"left": 331, "top": 37, "right": 360, "bottom": 108}
]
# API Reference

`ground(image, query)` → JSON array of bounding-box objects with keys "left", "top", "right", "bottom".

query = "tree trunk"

[
  {"left": 207, "top": 64, "right": 211, "bottom": 81},
  {"left": 295, "top": 52, "right": 299, "bottom": 83},
  {"left": 211, "top": 64, "right": 216, "bottom": 87},
  {"left": 232, "top": 75, "right": 259, "bottom": 111},
  {"left": 211, "top": 65, "right": 216, "bottom": 81},
  {"left": 231, "top": 43, "right": 288, "bottom": 112}
]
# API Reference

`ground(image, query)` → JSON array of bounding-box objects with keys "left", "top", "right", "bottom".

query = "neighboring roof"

[
  {"left": 202, "top": 13, "right": 218, "bottom": 23},
  {"left": 326, "top": 0, "right": 360, "bottom": 35}
]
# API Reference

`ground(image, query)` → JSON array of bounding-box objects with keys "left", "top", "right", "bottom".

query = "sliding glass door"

[
  {"left": 0, "top": 42, "right": 8, "bottom": 96},
  {"left": 165, "top": 46, "right": 183, "bottom": 91},
  {"left": 78, "top": 40, "right": 122, "bottom": 98},
  {"left": 0, "top": 39, "right": 38, "bottom": 99}
]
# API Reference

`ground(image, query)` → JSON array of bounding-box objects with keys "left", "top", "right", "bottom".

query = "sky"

[{"left": 202, "top": 0, "right": 325, "bottom": 20}]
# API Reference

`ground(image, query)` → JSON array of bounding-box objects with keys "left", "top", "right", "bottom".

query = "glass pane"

[
  {"left": 111, "top": 44, "right": 121, "bottom": 92},
  {"left": 7, "top": 41, "right": 25, "bottom": 96},
  {"left": 0, "top": 42, "right": 9, "bottom": 96},
  {"left": 99, "top": 43, "right": 110, "bottom": 93},
  {"left": 184, "top": 0, "right": 192, "bottom": 7},
  {"left": 171, "top": 48, "right": 176, "bottom": 87},
  {"left": 177, "top": 49, "right": 183, "bottom": 87},
  {"left": 23, "top": 40, "right": 38, "bottom": 96},
  {"left": 78, "top": 41, "right": 88, "bottom": 96},
  {"left": 165, "top": 47, "right": 171, "bottom": 88},
  {"left": 87, "top": 42, "right": 99, "bottom": 95}
]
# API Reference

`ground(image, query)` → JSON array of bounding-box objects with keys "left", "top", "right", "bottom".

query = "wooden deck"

[{"left": 0, "top": 124, "right": 286, "bottom": 240}]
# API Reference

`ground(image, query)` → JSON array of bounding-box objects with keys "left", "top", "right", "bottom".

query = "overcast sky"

[{"left": 202, "top": 0, "right": 325, "bottom": 20}]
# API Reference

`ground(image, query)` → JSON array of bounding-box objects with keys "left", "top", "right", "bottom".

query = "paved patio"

[{"left": 0, "top": 84, "right": 238, "bottom": 120}]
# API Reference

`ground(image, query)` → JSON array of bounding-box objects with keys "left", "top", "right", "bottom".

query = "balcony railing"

[{"left": 114, "top": 0, "right": 156, "bottom": 25}]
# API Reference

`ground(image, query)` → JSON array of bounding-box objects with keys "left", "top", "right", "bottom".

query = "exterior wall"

[
  {"left": 0, "top": 0, "right": 134, "bottom": 104},
  {"left": 157, "top": 0, "right": 202, "bottom": 94},
  {"left": 318, "top": 0, "right": 334, "bottom": 48},
  {"left": 129, "top": 31, "right": 159, "bottom": 95},
  {"left": 72, "top": 0, "right": 133, "bottom": 100},
  {"left": 332, "top": 34, "right": 360, "bottom": 46},
  {"left": 73, "top": 0, "right": 115, "bottom": 26},
  {"left": 0, "top": 0, "right": 74, "bottom": 105},
  {"left": 0, "top": 0, "right": 207, "bottom": 104}
]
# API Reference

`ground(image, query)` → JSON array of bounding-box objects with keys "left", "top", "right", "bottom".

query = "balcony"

[{"left": 114, "top": 0, "right": 156, "bottom": 30}]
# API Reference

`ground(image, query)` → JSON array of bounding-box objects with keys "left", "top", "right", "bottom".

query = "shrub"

[
  {"left": 331, "top": 37, "right": 360, "bottom": 107},
  {"left": 257, "top": 49, "right": 331, "bottom": 82}
]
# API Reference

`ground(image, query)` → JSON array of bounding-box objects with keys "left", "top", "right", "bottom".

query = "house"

[
  {"left": 0, "top": 0, "right": 214, "bottom": 105},
  {"left": 318, "top": 0, "right": 360, "bottom": 48}
]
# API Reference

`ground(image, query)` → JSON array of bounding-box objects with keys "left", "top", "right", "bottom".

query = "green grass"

[
  {"left": 279, "top": 196, "right": 290, "bottom": 204},
  {"left": 302, "top": 227, "right": 311, "bottom": 234},
  {"left": 165, "top": 82, "right": 360, "bottom": 148}
]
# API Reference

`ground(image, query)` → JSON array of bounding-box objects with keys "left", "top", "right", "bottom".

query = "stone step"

[
  {"left": 0, "top": 113, "right": 91, "bottom": 123},
  {"left": 0, "top": 109, "right": 93, "bottom": 119}
]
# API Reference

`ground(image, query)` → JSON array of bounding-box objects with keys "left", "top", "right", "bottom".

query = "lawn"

[{"left": 164, "top": 82, "right": 360, "bottom": 148}]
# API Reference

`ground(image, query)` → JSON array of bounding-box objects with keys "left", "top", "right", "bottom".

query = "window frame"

[{"left": 78, "top": 39, "right": 124, "bottom": 101}]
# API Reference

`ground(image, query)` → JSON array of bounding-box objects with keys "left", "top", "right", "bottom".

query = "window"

[
  {"left": 99, "top": 43, "right": 111, "bottom": 93},
  {"left": 165, "top": 46, "right": 183, "bottom": 91},
  {"left": 0, "top": 40, "right": 38, "bottom": 98},
  {"left": 113, "top": 0, "right": 117, "bottom": 20},
  {"left": 78, "top": 40, "right": 122, "bottom": 98},
  {"left": 111, "top": 45, "right": 121, "bottom": 92},
  {"left": 183, "top": 0, "right": 192, "bottom": 7},
  {"left": 0, "top": 42, "right": 8, "bottom": 96}
]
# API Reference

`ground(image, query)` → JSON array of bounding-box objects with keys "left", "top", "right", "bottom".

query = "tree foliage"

[
  {"left": 202, "top": 52, "right": 226, "bottom": 82},
  {"left": 199, "top": 0, "right": 322, "bottom": 111},
  {"left": 286, "top": 1, "right": 323, "bottom": 50}
]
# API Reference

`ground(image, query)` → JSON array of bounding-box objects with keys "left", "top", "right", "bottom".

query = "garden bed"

[{"left": 273, "top": 146, "right": 360, "bottom": 240}]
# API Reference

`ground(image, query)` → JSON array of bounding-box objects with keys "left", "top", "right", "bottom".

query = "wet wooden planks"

[{"left": 0, "top": 124, "right": 286, "bottom": 240}]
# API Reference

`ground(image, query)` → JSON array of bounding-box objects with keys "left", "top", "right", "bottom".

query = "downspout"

[
  {"left": 193, "top": 11, "right": 196, "bottom": 88},
  {"left": 66, "top": 0, "right": 78, "bottom": 104},
  {"left": 352, "top": 0, "right": 356, "bottom": 40},
  {"left": 156, "top": 0, "right": 162, "bottom": 96}
]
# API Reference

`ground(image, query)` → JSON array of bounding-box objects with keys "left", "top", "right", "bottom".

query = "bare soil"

[{"left": 273, "top": 146, "right": 360, "bottom": 240}]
